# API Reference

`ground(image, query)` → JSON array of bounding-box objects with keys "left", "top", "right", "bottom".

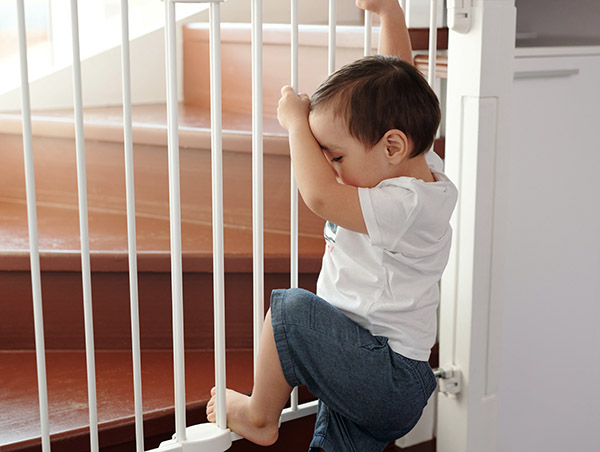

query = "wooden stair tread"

[
  {"left": 0, "top": 104, "right": 327, "bottom": 270},
  {"left": 0, "top": 349, "right": 321, "bottom": 452},
  {"left": 0, "top": 348, "right": 437, "bottom": 451},
  {"left": 0, "top": 102, "right": 442, "bottom": 270},
  {"left": 414, "top": 55, "right": 448, "bottom": 79},
  {"left": 0, "top": 349, "right": 254, "bottom": 450},
  {"left": 0, "top": 104, "right": 288, "bottom": 156},
  {"left": 0, "top": 103, "right": 444, "bottom": 156},
  {"left": 0, "top": 198, "right": 324, "bottom": 273}
]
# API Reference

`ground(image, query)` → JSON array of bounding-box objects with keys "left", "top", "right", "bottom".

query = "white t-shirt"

[{"left": 316, "top": 152, "right": 458, "bottom": 361}]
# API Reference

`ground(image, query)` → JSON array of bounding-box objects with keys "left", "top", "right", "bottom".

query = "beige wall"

[{"left": 216, "top": 0, "right": 363, "bottom": 25}]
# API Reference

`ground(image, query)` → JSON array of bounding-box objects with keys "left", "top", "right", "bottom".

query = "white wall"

[
  {"left": 216, "top": 0, "right": 362, "bottom": 25},
  {"left": 0, "top": 3, "right": 210, "bottom": 110},
  {"left": 0, "top": 0, "right": 364, "bottom": 111},
  {"left": 215, "top": 0, "right": 440, "bottom": 28}
]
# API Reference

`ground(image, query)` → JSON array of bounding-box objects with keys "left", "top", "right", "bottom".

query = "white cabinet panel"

[{"left": 496, "top": 53, "right": 600, "bottom": 452}]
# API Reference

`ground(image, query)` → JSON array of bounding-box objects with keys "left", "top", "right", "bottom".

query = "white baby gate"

[{"left": 15, "top": 0, "right": 454, "bottom": 451}]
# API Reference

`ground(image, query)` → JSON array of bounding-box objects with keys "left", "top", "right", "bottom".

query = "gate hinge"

[
  {"left": 433, "top": 365, "right": 462, "bottom": 397},
  {"left": 447, "top": 0, "right": 472, "bottom": 33}
]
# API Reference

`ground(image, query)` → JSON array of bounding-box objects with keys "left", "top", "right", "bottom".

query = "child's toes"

[
  {"left": 206, "top": 397, "right": 216, "bottom": 422},
  {"left": 207, "top": 394, "right": 215, "bottom": 410}
]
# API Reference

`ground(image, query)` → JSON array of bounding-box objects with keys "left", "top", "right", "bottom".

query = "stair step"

[
  {"left": 0, "top": 347, "right": 437, "bottom": 452},
  {"left": 0, "top": 101, "right": 442, "bottom": 350},
  {"left": 0, "top": 188, "right": 323, "bottom": 261},
  {"left": 0, "top": 103, "right": 443, "bottom": 239},
  {"left": 0, "top": 104, "right": 287, "bottom": 152},
  {"left": 0, "top": 244, "right": 319, "bottom": 350},
  {"left": 0, "top": 104, "right": 324, "bottom": 250},
  {"left": 414, "top": 55, "right": 448, "bottom": 79},
  {"left": 0, "top": 106, "right": 323, "bottom": 350},
  {"left": 0, "top": 349, "right": 319, "bottom": 452},
  {"left": 183, "top": 23, "right": 448, "bottom": 115}
]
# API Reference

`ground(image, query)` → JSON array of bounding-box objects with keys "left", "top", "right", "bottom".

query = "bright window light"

[{"left": 0, "top": 0, "right": 206, "bottom": 97}]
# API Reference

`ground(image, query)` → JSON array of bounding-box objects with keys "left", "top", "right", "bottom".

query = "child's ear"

[{"left": 382, "top": 129, "right": 410, "bottom": 164}]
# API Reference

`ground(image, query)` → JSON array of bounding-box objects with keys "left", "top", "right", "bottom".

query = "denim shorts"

[{"left": 270, "top": 288, "right": 437, "bottom": 452}]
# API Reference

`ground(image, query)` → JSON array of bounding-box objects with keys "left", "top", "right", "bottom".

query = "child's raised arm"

[
  {"left": 356, "top": 0, "right": 413, "bottom": 65},
  {"left": 277, "top": 86, "right": 368, "bottom": 234}
]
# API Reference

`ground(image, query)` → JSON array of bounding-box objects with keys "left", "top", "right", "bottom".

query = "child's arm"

[
  {"left": 277, "top": 87, "right": 367, "bottom": 234},
  {"left": 357, "top": 0, "right": 413, "bottom": 64}
]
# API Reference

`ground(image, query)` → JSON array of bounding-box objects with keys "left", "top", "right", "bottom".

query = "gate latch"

[
  {"left": 447, "top": 0, "right": 472, "bottom": 34},
  {"left": 433, "top": 365, "right": 462, "bottom": 396}
]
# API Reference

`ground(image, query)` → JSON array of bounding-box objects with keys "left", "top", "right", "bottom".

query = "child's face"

[{"left": 308, "top": 107, "right": 389, "bottom": 188}]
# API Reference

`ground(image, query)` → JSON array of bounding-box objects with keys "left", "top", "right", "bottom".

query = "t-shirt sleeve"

[{"left": 358, "top": 183, "right": 420, "bottom": 250}]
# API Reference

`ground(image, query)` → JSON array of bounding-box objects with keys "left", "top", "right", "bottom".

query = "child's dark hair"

[{"left": 310, "top": 55, "right": 440, "bottom": 158}]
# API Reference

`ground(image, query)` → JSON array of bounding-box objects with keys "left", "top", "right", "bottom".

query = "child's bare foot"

[{"left": 206, "top": 387, "right": 279, "bottom": 447}]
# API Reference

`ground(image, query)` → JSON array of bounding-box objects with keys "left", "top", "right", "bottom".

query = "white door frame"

[{"left": 438, "top": 1, "right": 516, "bottom": 451}]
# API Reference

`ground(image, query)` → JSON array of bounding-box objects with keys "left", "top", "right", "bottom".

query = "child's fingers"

[
  {"left": 281, "top": 85, "right": 295, "bottom": 96},
  {"left": 280, "top": 85, "right": 310, "bottom": 105},
  {"left": 356, "top": 0, "right": 400, "bottom": 15},
  {"left": 355, "top": 0, "right": 370, "bottom": 12},
  {"left": 281, "top": 86, "right": 311, "bottom": 103}
]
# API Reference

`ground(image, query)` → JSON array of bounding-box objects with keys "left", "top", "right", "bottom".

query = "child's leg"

[{"left": 206, "top": 309, "right": 292, "bottom": 446}]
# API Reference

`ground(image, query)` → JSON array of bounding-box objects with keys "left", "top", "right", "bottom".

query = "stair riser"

[
  {"left": 1, "top": 269, "right": 318, "bottom": 350},
  {"left": 183, "top": 24, "right": 449, "bottom": 115},
  {"left": 184, "top": 26, "right": 367, "bottom": 116}
]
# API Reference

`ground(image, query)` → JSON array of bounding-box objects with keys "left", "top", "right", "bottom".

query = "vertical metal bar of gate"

[
  {"left": 289, "top": 0, "right": 299, "bottom": 412},
  {"left": 328, "top": 0, "right": 336, "bottom": 74},
  {"left": 251, "top": 0, "right": 265, "bottom": 379},
  {"left": 16, "top": 2, "right": 51, "bottom": 450},
  {"left": 427, "top": 0, "right": 438, "bottom": 87},
  {"left": 427, "top": 0, "right": 440, "bottom": 157},
  {"left": 119, "top": 0, "right": 144, "bottom": 450},
  {"left": 364, "top": 10, "right": 372, "bottom": 57},
  {"left": 208, "top": 0, "right": 228, "bottom": 431},
  {"left": 68, "top": 0, "right": 100, "bottom": 449},
  {"left": 150, "top": 1, "right": 230, "bottom": 448},
  {"left": 162, "top": 0, "right": 232, "bottom": 440},
  {"left": 164, "top": 0, "right": 187, "bottom": 441}
]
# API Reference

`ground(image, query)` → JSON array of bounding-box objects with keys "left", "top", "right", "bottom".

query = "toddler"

[{"left": 207, "top": 1, "right": 457, "bottom": 451}]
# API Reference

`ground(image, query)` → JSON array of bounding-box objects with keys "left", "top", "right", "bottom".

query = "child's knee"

[
  {"left": 285, "top": 287, "right": 313, "bottom": 304},
  {"left": 283, "top": 288, "right": 314, "bottom": 314},
  {"left": 271, "top": 288, "right": 314, "bottom": 324}
]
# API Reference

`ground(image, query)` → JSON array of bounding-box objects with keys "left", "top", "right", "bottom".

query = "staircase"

[{"left": 0, "top": 24, "right": 445, "bottom": 452}]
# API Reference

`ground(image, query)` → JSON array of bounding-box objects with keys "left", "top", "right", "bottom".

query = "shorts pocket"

[{"left": 359, "top": 334, "right": 389, "bottom": 351}]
